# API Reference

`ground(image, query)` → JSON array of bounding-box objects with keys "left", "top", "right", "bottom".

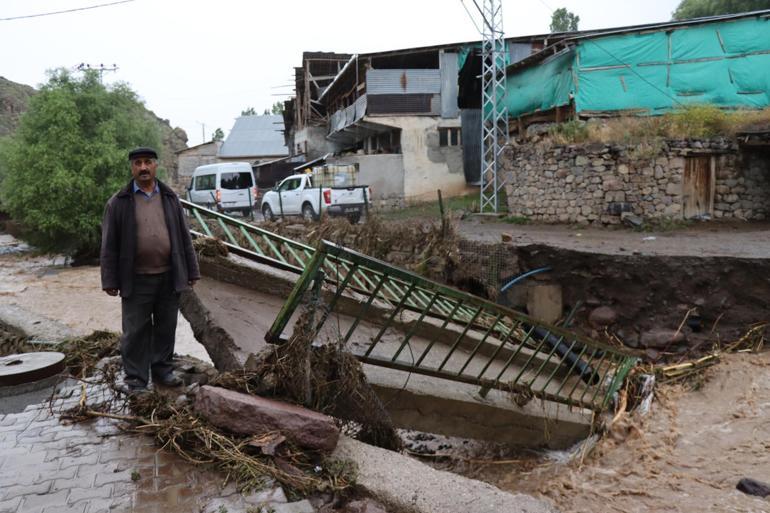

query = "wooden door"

[{"left": 682, "top": 156, "right": 715, "bottom": 219}]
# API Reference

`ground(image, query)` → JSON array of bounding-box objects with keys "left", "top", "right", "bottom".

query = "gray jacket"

[{"left": 100, "top": 180, "right": 200, "bottom": 298}]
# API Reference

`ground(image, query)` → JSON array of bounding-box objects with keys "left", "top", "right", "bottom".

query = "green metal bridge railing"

[{"left": 182, "top": 199, "right": 638, "bottom": 413}]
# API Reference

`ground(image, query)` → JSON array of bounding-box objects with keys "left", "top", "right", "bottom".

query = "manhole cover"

[{"left": 0, "top": 352, "right": 66, "bottom": 386}]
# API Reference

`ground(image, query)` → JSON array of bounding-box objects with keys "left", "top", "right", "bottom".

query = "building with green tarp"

[{"left": 506, "top": 10, "right": 770, "bottom": 120}]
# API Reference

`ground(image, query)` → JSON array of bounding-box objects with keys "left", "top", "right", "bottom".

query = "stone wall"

[{"left": 501, "top": 138, "right": 769, "bottom": 224}]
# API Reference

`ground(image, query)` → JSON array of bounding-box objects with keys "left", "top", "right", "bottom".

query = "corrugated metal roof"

[
  {"left": 218, "top": 115, "right": 289, "bottom": 158},
  {"left": 366, "top": 69, "right": 441, "bottom": 95}
]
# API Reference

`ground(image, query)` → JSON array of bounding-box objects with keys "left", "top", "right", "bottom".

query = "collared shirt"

[{"left": 132, "top": 180, "right": 160, "bottom": 200}]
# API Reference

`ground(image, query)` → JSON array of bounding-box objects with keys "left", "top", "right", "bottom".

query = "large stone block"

[{"left": 194, "top": 386, "right": 340, "bottom": 452}]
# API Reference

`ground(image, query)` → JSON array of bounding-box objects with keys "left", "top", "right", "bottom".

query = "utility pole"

[
  {"left": 74, "top": 63, "right": 119, "bottom": 81},
  {"left": 471, "top": 0, "right": 509, "bottom": 214},
  {"left": 196, "top": 121, "right": 206, "bottom": 145}
]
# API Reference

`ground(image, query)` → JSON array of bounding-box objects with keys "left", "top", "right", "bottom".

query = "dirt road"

[{"left": 459, "top": 217, "right": 770, "bottom": 259}]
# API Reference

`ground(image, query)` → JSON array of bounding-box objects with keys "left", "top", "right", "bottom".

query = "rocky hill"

[
  {"left": 0, "top": 76, "right": 188, "bottom": 181},
  {"left": 0, "top": 77, "right": 35, "bottom": 137}
]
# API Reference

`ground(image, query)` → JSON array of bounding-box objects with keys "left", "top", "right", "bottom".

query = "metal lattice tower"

[{"left": 478, "top": 0, "right": 508, "bottom": 213}]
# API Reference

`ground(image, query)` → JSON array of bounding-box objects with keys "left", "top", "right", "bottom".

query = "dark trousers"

[{"left": 120, "top": 272, "right": 179, "bottom": 386}]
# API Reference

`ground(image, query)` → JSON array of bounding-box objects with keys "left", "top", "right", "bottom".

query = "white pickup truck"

[{"left": 260, "top": 173, "right": 371, "bottom": 223}]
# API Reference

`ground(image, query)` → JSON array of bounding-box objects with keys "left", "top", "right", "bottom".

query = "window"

[
  {"left": 439, "top": 127, "right": 461, "bottom": 147},
  {"left": 220, "top": 172, "right": 253, "bottom": 190},
  {"left": 194, "top": 174, "right": 215, "bottom": 191},
  {"left": 279, "top": 178, "right": 302, "bottom": 192}
]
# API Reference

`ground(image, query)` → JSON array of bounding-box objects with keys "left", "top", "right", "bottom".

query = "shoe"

[
  {"left": 118, "top": 382, "right": 148, "bottom": 396},
  {"left": 153, "top": 373, "right": 182, "bottom": 387}
]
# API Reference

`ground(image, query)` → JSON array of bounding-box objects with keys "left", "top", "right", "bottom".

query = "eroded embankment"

[
  {"left": 260, "top": 217, "right": 769, "bottom": 358},
  {"left": 512, "top": 244, "right": 770, "bottom": 356}
]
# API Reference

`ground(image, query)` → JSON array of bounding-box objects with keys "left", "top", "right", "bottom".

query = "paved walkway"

[{"left": 0, "top": 385, "right": 304, "bottom": 513}]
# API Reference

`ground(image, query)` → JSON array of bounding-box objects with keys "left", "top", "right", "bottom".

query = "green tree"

[
  {"left": 0, "top": 69, "right": 160, "bottom": 256},
  {"left": 263, "top": 101, "right": 284, "bottom": 116},
  {"left": 211, "top": 127, "right": 225, "bottom": 142},
  {"left": 672, "top": 0, "right": 770, "bottom": 19},
  {"left": 241, "top": 107, "right": 256, "bottom": 115},
  {"left": 550, "top": 7, "right": 580, "bottom": 32}
]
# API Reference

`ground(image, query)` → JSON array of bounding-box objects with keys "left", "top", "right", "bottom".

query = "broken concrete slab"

[
  {"left": 0, "top": 303, "right": 74, "bottom": 343},
  {"left": 183, "top": 253, "right": 594, "bottom": 449},
  {"left": 527, "top": 282, "right": 563, "bottom": 324},
  {"left": 194, "top": 385, "right": 340, "bottom": 452},
  {"left": 365, "top": 365, "right": 592, "bottom": 449},
  {"left": 333, "top": 436, "right": 560, "bottom": 513}
]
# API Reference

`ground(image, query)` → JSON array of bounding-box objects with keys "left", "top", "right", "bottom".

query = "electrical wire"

[
  {"left": 459, "top": 0, "right": 483, "bottom": 35},
  {"left": 0, "top": 0, "right": 134, "bottom": 21},
  {"left": 582, "top": 39, "right": 684, "bottom": 107}
]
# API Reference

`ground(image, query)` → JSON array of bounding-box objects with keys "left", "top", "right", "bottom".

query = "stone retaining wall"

[{"left": 502, "top": 138, "right": 770, "bottom": 224}]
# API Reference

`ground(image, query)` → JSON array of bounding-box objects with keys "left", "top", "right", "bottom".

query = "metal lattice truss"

[{"left": 478, "top": 0, "right": 509, "bottom": 213}]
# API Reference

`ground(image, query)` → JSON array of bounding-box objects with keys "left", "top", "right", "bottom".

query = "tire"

[
  {"left": 262, "top": 204, "right": 275, "bottom": 221},
  {"left": 302, "top": 203, "right": 316, "bottom": 221}
]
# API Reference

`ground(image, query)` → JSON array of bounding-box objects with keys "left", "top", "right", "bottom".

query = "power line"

[
  {"left": 584, "top": 40, "right": 683, "bottom": 107},
  {"left": 458, "top": 0, "right": 483, "bottom": 35},
  {"left": 0, "top": 0, "right": 135, "bottom": 22}
]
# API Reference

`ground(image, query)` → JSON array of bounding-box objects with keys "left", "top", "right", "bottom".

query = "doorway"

[{"left": 682, "top": 156, "right": 715, "bottom": 219}]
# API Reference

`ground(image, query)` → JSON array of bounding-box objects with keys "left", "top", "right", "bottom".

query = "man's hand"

[{"left": 104, "top": 288, "right": 119, "bottom": 296}]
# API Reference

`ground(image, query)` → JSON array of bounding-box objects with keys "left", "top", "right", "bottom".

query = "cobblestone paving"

[{"left": 0, "top": 387, "right": 299, "bottom": 513}]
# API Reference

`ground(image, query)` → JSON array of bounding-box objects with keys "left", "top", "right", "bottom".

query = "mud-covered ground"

[
  {"left": 3, "top": 219, "right": 770, "bottom": 512},
  {"left": 457, "top": 351, "right": 770, "bottom": 513}
]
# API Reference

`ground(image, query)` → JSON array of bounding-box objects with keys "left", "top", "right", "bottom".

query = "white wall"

[{"left": 367, "top": 116, "right": 469, "bottom": 203}]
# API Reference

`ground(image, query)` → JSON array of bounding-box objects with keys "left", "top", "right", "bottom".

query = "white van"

[{"left": 187, "top": 162, "right": 257, "bottom": 215}]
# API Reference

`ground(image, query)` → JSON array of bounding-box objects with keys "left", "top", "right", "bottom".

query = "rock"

[
  {"left": 645, "top": 348, "right": 661, "bottom": 362},
  {"left": 640, "top": 329, "right": 686, "bottom": 349},
  {"left": 243, "top": 486, "right": 288, "bottom": 505},
  {"left": 500, "top": 232, "right": 513, "bottom": 243},
  {"left": 194, "top": 385, "right": 340, "bottom": 451},
  {"left": 344, "top": 499, "right": 390, "bottom": 513},
  {"left": 270, "top": 500, "right": 315, "bottom": 513},
  {"left": 589, "top": 306, "right": 618, "bottom": 327},
  {"left": 737, "top": 477, "right": 770, "bottom": 498}
]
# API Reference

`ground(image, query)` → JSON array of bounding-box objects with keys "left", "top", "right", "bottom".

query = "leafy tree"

[
  {"left": 672, "top": 0, "right": 770, "bottom": 19},
  {"left": 263, "top": 101, "right": 284, "bottom": 116},
  {"left": 241, "top": 107, "right": 256, "bottom": 115},
  {"left": 0, "top": 69, "right": 160, "bottom": 256},
  {"left": 550, "top": 7, "right": 580, "bottom": 32},
  {"left": 211, "top": 127, "right": 225, "bottom": 142}
]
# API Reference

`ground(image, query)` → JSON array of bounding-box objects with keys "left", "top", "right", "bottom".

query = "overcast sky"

[{"left": 2, "top": 0, "right": 680, "bottom": 147}]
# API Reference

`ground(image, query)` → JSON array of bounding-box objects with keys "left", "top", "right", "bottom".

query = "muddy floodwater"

[{"left": 0, "top": 234, "right": 210, "bottom": 363}]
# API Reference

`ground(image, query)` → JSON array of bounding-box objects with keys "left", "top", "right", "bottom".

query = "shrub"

[{"left": 0, "top": 70, "right": 160, "bottom": 256}]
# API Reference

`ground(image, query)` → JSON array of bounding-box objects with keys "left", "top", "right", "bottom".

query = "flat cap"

[{"left": 128, "top": 147, "right": 158, "bottom": 160}]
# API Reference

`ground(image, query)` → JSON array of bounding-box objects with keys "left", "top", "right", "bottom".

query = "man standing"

[{"left": 100, "top": 147, "right": 200, "bottom": 393}]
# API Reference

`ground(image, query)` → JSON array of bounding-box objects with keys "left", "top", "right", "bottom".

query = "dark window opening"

[
  {"left": 439, "top": 127, "right": 462, "bottom": 147},
  {"left": 220, "top": 172, "right": 253, "bottom": 190}
]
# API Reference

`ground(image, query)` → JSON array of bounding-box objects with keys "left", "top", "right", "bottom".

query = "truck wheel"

[
  {"left": 302, "top": 203, "right": 316, "bottom": 221},
  {"left": 347, "top": 213, "right": 361, "bottom": 224},
  {"left": 262, "top": 204, "right": 275, "bottom": 221}
]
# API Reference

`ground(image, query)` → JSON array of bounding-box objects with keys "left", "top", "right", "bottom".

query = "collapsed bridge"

[{"left": 181, "top": 200, "right": 638, "bottom": 448}]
